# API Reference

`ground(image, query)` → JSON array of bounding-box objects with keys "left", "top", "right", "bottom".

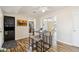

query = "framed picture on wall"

[{"left": 17, "top": 19, "right": 27, "bottom": 26}]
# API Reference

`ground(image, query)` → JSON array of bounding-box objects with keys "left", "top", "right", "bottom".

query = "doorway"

[
  {"left": 4, "top": 16, "right": 15, "bottom": 42},
  {"left": 29, "top": 21, "right": 34, "bottom": 35}
]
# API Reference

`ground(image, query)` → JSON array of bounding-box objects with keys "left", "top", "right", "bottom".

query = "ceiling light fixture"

[
  {"left": 39, "top": 7, "right": 48, "bottom": 13},
  {"left": 42, "top": 9, "right": 46, "bottom": 13}
]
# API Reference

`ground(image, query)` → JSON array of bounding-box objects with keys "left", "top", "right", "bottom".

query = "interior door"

[
  {"left": 72, "top": 14, "right": 79, "bottom": 47},
  {"left": 4, "top": 16, "right": 15, "bottom": 42}
]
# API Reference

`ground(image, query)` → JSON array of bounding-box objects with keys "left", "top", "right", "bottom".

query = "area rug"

[{"left": 2, "top": 40, "right": 17, "bottom": 49}]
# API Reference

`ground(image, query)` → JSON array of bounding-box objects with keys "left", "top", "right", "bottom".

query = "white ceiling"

[{"left": 0, "top": 6, "right": 65, "bottom": 18}]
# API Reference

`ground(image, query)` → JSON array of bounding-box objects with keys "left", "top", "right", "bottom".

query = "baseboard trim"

[
  {"left": 16, "top": 37, "right": 28, "bottom": 40},
  {"left": 57, "top": 40, "right": 79, "bottom": 47},
  {"left": 15, "top": 35, "right": 29, "bottom": 40}
]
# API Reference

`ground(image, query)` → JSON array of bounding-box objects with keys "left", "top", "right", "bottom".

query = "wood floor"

[
  {"left": 6, "top": 38, "right": 79, "bottom": 52},
  {"left": 6, "top": 38, "right": 29, "bottom": 52},
  {"left": 48, "top": 41, "right": 79, "bottom": 52}
]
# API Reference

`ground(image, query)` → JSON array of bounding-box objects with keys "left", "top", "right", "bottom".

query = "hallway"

[{"left": 0, "top": 6, "right": 79, "bottom": 52}]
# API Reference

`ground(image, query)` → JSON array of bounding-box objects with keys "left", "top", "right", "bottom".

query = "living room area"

[{"left": 0, "top": 6, "right": 79, "bottom": 52}]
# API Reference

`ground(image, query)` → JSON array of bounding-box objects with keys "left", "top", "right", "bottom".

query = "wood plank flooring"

[{"left": 6, "top": 38, "right": 79, "bottom": 52}]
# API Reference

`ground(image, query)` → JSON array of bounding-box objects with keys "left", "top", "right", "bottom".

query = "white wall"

[
  {"left": 54, "top": 7, "right": 79, "bottom": 47},
  {"left": 0, "top": 8, "right": 3, "bottom": 48},
  {"left": 71, "top": 7, "right": 79, "bottom": 47},
  {"left": 15, "top": 15, "right": 29, "bottom": 40},
  {"left": 55, "top": 7, "right": 73, "bottom": 45}
]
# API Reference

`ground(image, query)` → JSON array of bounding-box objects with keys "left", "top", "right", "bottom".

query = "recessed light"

[{"left": 42, "top": 9, "right": 46, "bottom": 13}]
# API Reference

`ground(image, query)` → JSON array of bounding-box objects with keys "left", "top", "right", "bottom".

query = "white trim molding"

[{"left": 57, "top": 40, "right": 79, "bottom": 47}]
